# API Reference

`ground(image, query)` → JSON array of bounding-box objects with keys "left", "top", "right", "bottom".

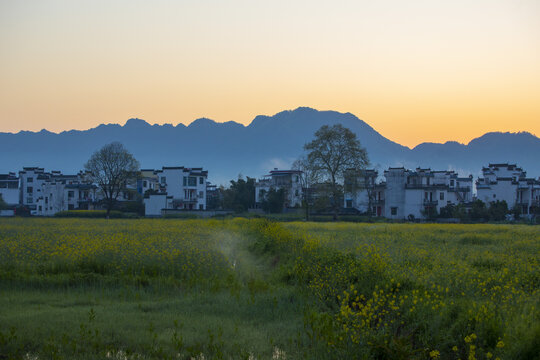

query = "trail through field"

[{"left": 214, "top": 230, "right": 269, "bottom": 283}]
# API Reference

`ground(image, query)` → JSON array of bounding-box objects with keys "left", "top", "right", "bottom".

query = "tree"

[
  {"left": 261, "top": 188, "right": 286, "bottom": 214},
  {"left": 470, "top": 199, "right": 488, "bottom": 222},
  {"left": 84, "top": 142, "right": 140, "bottom": 218},
  {"left": 223, "top": 176, "right": 256, "bottom": 213},
  {"left": 303, "top": 124, "right": 369, "bottom": 220},
  {"left": 344, "top": 168, "right": 378, "bottom": 216},
  {"left": 488, "top": 200, "right": 508, "bottom": 221},
  {"left": 292, "top": 156, "right": 319, "bottom": 221}
]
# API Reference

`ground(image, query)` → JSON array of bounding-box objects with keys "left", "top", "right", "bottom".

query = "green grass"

[
  {"left": 0, "top": 286, "right": 304, "bottom": 359},
  {"left": 0, "top": 218, "right": 539, "bottom": 359}
]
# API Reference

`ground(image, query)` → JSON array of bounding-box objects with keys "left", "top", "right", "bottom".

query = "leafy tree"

[
  {"left": 488, "top": 200, "right": 508, "bottom": 221},
  {"left": 421, "top": 206, "right": 438, "bottom": 221},
  {"left": 470, "top": 199, "right": 488, "bottom": 222},
  {"left": 84, "top": 142, "right": 140, "bottom": 218},
  {"left": 223, "top": 176, "right": 256, "bottom": 213},
  {"left": 303, "top": 124, "right": 369, "bottom": 220},
  {"left": 438, "top": 203, "right": 455, "bottom": 218},
  {"left": 261, "top": 188, "right": 286, "bottom": 214}
]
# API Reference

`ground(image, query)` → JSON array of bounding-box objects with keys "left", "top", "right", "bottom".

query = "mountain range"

[{"left": 1, "top": 107, "right": 539, "bottom": 185}]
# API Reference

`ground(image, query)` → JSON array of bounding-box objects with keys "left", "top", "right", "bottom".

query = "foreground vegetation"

[{"left": 0, "top": 219, "right": 538, "bottom": 359}]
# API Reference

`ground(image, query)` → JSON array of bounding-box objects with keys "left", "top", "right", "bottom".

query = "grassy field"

[{"left": 0, "top": 218, "right": 538, "bottom": 359}]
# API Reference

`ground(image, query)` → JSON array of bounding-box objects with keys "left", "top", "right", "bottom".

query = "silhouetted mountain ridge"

[{"left": 1, "top": 107, "right": 539, "bottom": 184}]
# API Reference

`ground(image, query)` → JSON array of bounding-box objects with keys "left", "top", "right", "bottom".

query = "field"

[{"left": 0, "top": 219, "right": 538, "bottom": 359}]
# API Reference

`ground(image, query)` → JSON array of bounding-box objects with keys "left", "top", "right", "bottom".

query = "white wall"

[
  {"left": 477, "top": 180, "right": 517, "bottom": 207},
  {"left": 144, "top": 194, "right": 168, "bottom": 216}
]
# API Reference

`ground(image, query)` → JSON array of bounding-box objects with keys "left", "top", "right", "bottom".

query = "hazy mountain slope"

[{"left": 1, "top": 108, "right": 539, "bottom": 184}]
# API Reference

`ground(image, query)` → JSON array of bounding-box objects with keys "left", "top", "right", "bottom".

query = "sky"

[{"left": 0, "top": 0, "right": 538, "bottom": 148}]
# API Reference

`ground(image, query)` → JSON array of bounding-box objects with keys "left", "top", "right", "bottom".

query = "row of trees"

[{"left": 425, "top": 199, "right": 539, "bottom": 222}]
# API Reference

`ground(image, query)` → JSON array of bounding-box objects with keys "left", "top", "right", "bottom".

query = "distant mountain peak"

[
  {"left": 124, "top": 118, "right": 150, "bottom": 128},
  {"left": 188, "top": 118, "right": 217, "bottom": 128}
]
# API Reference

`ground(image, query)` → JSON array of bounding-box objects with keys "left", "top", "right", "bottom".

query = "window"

[
  {"left": 183, "top": 177, "right": 187, "bottom": 186},
  {"left": 68, "top": 191, "right": 74, "bottom": 198},
  {"left": 424, "top": 192, "right": 428, "bottom": 199},
  {"left": 161, "top": 177, "right": 166, "bottom": 185},
  {"left": 27, "top": 197, "right": 33, "bottom": 204},
  {"left": 199, "top": 177, "right": 204, "bottom": 185},
  {"left": 38, "top": 206, "right": 42, "bottom": 211},
  {"left": 493, "top": 194, "right": 496, "bottom": 198},
  {"left": 68, "top": 204, "right": 74, "bottom": 210},
  {"left": 391, "top": 207, "right": 397, "bottom": 216},
  {"left": 27, "top": 177, "right": 33, "bottom": 183},
  {"left": 450, "top": 180, "right": 455, "bottom": 187},
  {"left": 199, "top": 191, "right": 204, "bottom": 198},
  {"left": 188, "top": 177, "right": 197, "bottom": 186},
  {"left": 199, "top": 204, "right": 204, "bottom": 210},
  {"left": 440, "top": 192, "right": 444, "bottom": 201},
  {"left": 45, "top": 197, "right": 48, "bottom": 204},
  {"left": 346, "top": 200, "right": 353, "bottom": 208},
  {"left": 143, "top": 180, "right": 147, "bottom": 187},
  {"left": 27, "top": 186, "right": 33, "bottom": 194},
  {"left": 295, "top": 189, "right": 299, "bottom": 196}
]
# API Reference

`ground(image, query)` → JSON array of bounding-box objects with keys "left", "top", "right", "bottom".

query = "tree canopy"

[
  {"left": 223, "top": 176, "right": 256, "bottom": 213},
  {"left": 303, "top": 124, "right": 369, "bottom": 219},
  {"left": 84, "top": 142, "right": 139, "bottom": 217}
]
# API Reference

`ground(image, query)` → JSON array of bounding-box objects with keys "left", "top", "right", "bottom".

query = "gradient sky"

[{"left": 0, "top": 0, "right": 538, "bottom": 148}]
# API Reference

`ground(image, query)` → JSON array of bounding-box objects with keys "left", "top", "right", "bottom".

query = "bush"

[{"left": 54, "top": 210, "right": 126, "bottom": 218}]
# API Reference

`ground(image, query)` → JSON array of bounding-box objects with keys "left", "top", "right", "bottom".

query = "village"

[{"left": 1, "top": 163, "right": 539, "bottom": 221}]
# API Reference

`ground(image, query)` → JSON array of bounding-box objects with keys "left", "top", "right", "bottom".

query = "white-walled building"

[
  {"left": 143, "top": 167, "right": 208, "bottom": 215},
  {"left": 255, "top": 169, "right": 303, "bottom": 208},
  {"left": 345, "top": 167, "right": 473, "bottom": 220},
  {"left": 34, "top": 171, "right": 98, "bottom": 216},
  {"left": 384, "top": 168, "right": 473, "bottom": 220},
  {"left": 137, "top": 169, "right": 160, "bottom": 195},
  {"left": 343, "top": 169, "right": 385, "bottom": 216},
  {"left": 0, "top": 173, "right": 19, "bottom": 206},
  {"left": 19, "top": 167, "right": 48, "bottom": 213},
  {"left": 476, "top": 163, "right": 540, "bottom": 214}
]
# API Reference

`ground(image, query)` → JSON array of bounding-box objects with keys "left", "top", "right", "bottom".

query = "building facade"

[
  {"left": 0, "top": 172, "right": 19, "bottom": 206},
  {"left": 344, "top": 169, "right": 385, "bottom": 216},
  {"left": 255, "top": 169, "right": 303, "bottom": 208},
  {"left": 144, "top": 166, "right": 208, "bottom": 215},
  {"left": 345, "top": 167, "right": 473, "bottom": 220},
  {"left": 476, "top": 163, "right": 540, "bottom": 215}
]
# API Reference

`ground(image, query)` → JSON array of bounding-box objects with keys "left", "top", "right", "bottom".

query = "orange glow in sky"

[{"left": 0, "top": 0, "right": 538, "bottom": 148}]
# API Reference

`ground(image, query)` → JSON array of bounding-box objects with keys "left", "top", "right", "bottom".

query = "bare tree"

[
  {"left": 292, "top": 156, "right": 319, "bottom": 221},
  {"left": 84, "top": 142, "right": 140, "bottom": 218},
  {"left": 304, "top": 124, "right": 369, "bottom": 220},
  {"left": 344, "top": 168, "right": 377, "bottom": 216}
]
